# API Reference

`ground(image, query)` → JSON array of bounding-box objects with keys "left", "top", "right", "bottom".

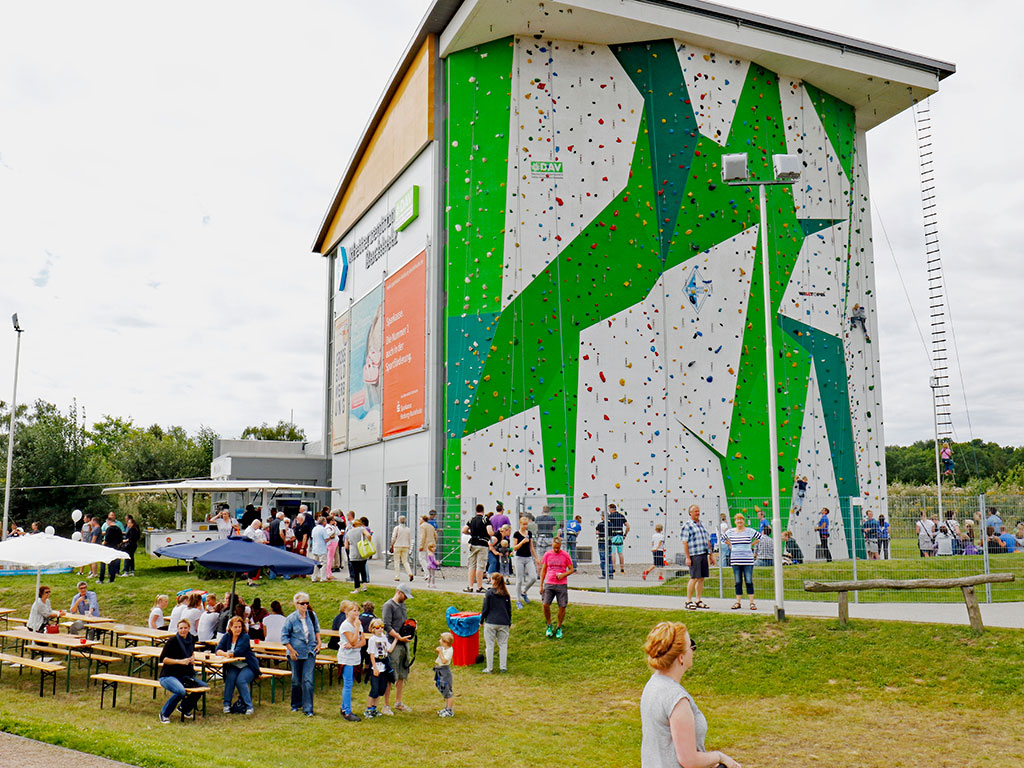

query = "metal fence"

[{"left": 366, "top": 493, "right": 1024, "bottom": 603}]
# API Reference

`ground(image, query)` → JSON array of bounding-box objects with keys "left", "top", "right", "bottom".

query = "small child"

[
  {"left": 434, "top": 632, "right": 455, "bottom": 717},
  {"left": 364, "top": 618, "right": 397, "bottom": 718},
  {"left": 642, "top": 524, "right": 665, "bottom": 581},
  {"left": 427, "top": 544, "right": 440, "bottom": 586},
  {"left": 497, "top": 526, "right": 513, "bottom": 579}
]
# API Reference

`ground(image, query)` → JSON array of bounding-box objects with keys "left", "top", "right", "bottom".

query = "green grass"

[{"left": 0, "top": 553, "right": 1022, "bottom": 767}]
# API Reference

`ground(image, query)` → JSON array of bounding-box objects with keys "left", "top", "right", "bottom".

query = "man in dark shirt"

[
  {"left": 382, "top": 584, "right": 414, "bottom": 713},
  {"left": 101, "top": 513, "right": 124, "bottom": 583},
  {"left": 606, "top": 504, "right": 629, "bottom": 575},
  {"left": 463, "top": 505, "right": 490, "bottom": 592}
]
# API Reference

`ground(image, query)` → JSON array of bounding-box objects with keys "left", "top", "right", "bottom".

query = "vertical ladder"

[{"left": 914, "top": 101, "right": 953, "bottom": 444}]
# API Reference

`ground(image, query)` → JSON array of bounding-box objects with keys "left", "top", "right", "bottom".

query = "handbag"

[
  {"left": 357, "top": 536, "right": 377, "bottom": 559},
  {"left": 45, "top": 624, "right": 59, "bottom": 634}
]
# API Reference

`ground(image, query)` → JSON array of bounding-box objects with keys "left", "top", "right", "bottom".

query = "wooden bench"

[
  {"left": 0, "top": 652, "right": 65, "bottom": 696},
  {"left": 803, "top": 572, "right": 1015, "bottom": 630},
  {"left": 90, "top": 673, "right": 209, "bottom": 717},
  {"left": 255, "top": 666, "right": 293, "bottom": 704},
  {"left": 26, "top": 644, "right": 121, "bottom": 679}
]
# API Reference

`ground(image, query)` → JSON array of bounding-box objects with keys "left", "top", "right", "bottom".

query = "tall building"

[{"left": 312, "top": 0, "right": 953, "bottom": 560}]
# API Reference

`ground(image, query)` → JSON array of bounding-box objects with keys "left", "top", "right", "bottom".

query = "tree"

[{"left": 240, "top": 420, "right": 306, "bottom": 441}]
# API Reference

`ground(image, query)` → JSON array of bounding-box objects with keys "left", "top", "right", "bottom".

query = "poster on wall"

[
  {"left": 382, "top": 250, "right": 426, "bottom": 437},
  {"left": 331, "top": 311, "right": 351, "bottom": 453},
  {"left": 348, "top": 284, "right": 385, "bottom": 448}
]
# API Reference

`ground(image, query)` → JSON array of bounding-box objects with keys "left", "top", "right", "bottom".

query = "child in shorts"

[
  {"left": 642, "top": 524, "right": 665, "bottom": 581},
  {"left": 434, "top": 631, "right": 455, "bottom": 717},
  {"left": 364, "top": 618, "right": 397, "bottom": 718}
]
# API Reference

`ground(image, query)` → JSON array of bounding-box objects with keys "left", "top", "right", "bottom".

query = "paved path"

[
  {"left": 405, "top": 565, "right": 1024, "bottom": 628},
  {"left": 0, "top": 732, "right": 136, "bottom": 768}
]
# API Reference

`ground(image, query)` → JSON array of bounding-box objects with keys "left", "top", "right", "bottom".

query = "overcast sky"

[{"left": 0, "top": 0, "right": 1018, "bottom": 452}]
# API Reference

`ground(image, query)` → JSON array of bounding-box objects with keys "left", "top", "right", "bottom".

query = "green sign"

[
  {"left": 394, "top": 185, "right": 419, "bottom": 232},
  {"left": 530, "top": 161, "right": 563, "bottom": 174}
]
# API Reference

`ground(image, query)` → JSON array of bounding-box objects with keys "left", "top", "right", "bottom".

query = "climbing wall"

[
  {"left": 504, "top": 38, "right": 644, "bottom": 309},
  {"left": 444, "top": 35, "right": 886, "bottom": 557}
]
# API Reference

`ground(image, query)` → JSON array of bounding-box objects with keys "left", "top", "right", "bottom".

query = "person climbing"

[
  {"left": 940, "top": 442, "right": 954, "bottom": 477},
  {"left": 849, "top": 304, "right": 870, "bottom": 341}
]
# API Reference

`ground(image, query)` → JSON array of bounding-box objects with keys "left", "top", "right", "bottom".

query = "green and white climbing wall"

[{"left": 443, "top": 36, "right": 886, "bottom": 558}]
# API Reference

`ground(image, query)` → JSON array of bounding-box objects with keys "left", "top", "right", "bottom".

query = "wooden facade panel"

[{"left": 322, "top": 35, "right": 435, "bottom": 253}]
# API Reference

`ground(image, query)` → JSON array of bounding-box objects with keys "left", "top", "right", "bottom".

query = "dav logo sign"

[{"left": 530, "top": 160, "right": 563, "bottom": 175}]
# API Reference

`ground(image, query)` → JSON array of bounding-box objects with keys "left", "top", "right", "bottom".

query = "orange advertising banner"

[{"left": 382, "top": 251, "right": 426, "bottom": 437}]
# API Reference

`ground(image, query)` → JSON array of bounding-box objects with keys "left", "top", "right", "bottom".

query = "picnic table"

[
  {"left": 0, "top": 608, "right": 16, "bottom": 629},
  {"left": 93, "top": 622, "right": 175, "bottom": 646},
  {"left": 0, "top": 629, "right": 99, "bottom": 692}
]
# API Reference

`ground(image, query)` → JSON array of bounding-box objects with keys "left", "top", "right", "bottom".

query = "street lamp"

[
  {"left": 723, "top": 153, "right": 801, "bottom": 621},
  {"left": 2, "top": 313, "right": 24, "bottom": 541}
]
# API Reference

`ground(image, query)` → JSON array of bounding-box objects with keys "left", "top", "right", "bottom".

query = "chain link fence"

[{"left": 360, "top": 493, "right": 1024, "bottom": 603}]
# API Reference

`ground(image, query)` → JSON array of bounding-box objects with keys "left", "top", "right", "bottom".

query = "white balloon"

[
  {"left": 71, "top": 509, "right": 83, "bottom": 523},
  {"left": 44, "top": 525, "right": 56, "bottom": 535},
  {"left": 71, "top": 531, "right": 82, "bottom": 541}
]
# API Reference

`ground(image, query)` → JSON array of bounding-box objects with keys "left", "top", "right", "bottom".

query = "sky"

[{"left": 0, "top": 0, "right": 1019, "bottom": 452}]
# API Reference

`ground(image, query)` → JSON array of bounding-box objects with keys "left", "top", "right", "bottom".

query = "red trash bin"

[{"left": 449, "top": 611, "right": 481, "bottom": 666}]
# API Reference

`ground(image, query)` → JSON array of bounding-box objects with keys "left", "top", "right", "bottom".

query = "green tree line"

[
  {"left": 886, "top": 439, "right": 1024, "bottom": 488},
  {"left": 0, "top": 399, "right": 215, "bottom": 535}
]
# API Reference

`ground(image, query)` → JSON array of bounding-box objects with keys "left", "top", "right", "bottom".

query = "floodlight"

[
  {"left": 721, "top": 153, "right": 749, "bottom": 183},
  {"left": 773, "top": 154, "right": 802, "bottom": 181}
]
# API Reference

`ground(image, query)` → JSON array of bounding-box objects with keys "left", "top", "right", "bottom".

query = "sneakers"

[
  {"left": 363, "top": 706, "right": 379, "bottom": 719},
  {"left": 159, "top": 714, "right": 170, "bottom": 724},
  {"left": 438, "top": 707, "right": 454, "bottom": 718},
  {"left": 555, "top": 627, "right": 563, "bottom": 639},
  {"left": 521, "top": 593, "right": 531, "bottom": 605},
  {"left": 394, "top": 702, "right": 412, "bottom": 713},
  {"left": 658, "top": 574, "right": 664, "bottom": 581},
  {"left": 516, "top": 600, "right": 523, "bottom": 610},
  {"left": 245, "top": 708, "right": 254, "bottom": 715},
  {"left": 342, "top": 711, "right": 362, "bottom": 722},
  {"left": 304, "top": 711, "right": 315, "bottom": 717},
  {"left": 545, "top": 624, "right": 554, "bottom": 638},
  {"left": 223, "top": 704, "right": 231, "bottom": 714},
  {"left": 381, "top": 705, "right": 394, "bottom": 716},
  {"left": 482, "top": 668, "right": 492, "bottom": 674}
]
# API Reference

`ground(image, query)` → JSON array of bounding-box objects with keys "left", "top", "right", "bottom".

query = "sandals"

[
  {"left": 731, "top": 602, "right": 741, "bottom": 610},
  {"left": 685, "top": 601, "right": 697, "bottom": 610},
  {"left": 695, "top": 601, "right": 711, "bottom": 610},
  {"left": 750, "top": 603, "right": 758, "bottom": 611}
]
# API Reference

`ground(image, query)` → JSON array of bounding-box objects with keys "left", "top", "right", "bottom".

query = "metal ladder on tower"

[{"left": 914, "top": 100, "right": 953, "bottom": 516}]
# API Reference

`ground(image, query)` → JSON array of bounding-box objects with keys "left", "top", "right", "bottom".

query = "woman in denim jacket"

[{"left": 280, "top": 591, "right": 322, "bottom": 716}]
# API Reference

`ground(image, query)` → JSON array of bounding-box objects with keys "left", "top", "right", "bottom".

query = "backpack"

[{"left": 399, "top": 619, "right": 418, "bottom": 666}]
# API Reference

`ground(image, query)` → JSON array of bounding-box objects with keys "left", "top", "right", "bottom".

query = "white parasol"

[{"left": 0, "top": 533, "right": 129, "bottom": 592}]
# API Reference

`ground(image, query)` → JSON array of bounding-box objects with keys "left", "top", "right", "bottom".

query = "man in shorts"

[
  {"left": 682, "top": 505, "right": 714, "bottom": 610},
  {"left": 462, "top": 504, "right": 490, "bottom": 592},
  {"left": 539, "top": 536, "right": 575, "bottom": 639},
  {"left": 383, "top": 583, "right": 414, "bottom": 713},
  {"left": 862, "top": 510, "right": 880, "bottom": 560}
]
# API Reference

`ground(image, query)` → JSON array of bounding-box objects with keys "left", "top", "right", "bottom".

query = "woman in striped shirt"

[{"left": 724, "top": 513, "right": 761, "bottom": 611}]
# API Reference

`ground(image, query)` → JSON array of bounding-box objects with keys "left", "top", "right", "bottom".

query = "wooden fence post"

[
  {"left": 961, "top": 585, "right": 983, "bottom": 632},
  {"left": 837, "top": 591, "right": 849, "bottom": 626}
]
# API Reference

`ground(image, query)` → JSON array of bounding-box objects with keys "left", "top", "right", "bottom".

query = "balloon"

[
  {"left": 71, "top": 531, "right": 82, "bottom": 541},
  {"left": 71, "top": 509, "right": 83, "bottom": 523},
  {"left": 44, "top": 525, "right": 55, "bottom": 536}
]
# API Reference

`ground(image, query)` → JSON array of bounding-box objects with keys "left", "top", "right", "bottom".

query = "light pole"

[
  {"left": 722, "top": 153, "right": 801, "bottom": 621},
  {"left": 2, "top": 313, "right": 24, "bottom": 541}
]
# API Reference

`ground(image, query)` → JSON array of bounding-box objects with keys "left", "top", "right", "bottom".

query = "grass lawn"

[{"left": 0, "top": 553, "right": 1022, "bottom": 767}]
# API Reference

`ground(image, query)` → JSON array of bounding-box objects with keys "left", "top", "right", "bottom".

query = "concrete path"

[
  {"left": 0, "top": 732, "right": 137, "bottom": 768},
  {"left": 402, "top": 565, "right": 1024, "bottom": 628}
]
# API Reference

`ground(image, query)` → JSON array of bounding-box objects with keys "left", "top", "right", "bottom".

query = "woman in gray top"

[{"left": 640, "top": 621, "right": 740, "bottom": 768}]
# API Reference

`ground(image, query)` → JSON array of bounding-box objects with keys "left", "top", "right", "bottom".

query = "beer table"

[{"left": 0, "top": 629, "right": 99, "bottom": 692}]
